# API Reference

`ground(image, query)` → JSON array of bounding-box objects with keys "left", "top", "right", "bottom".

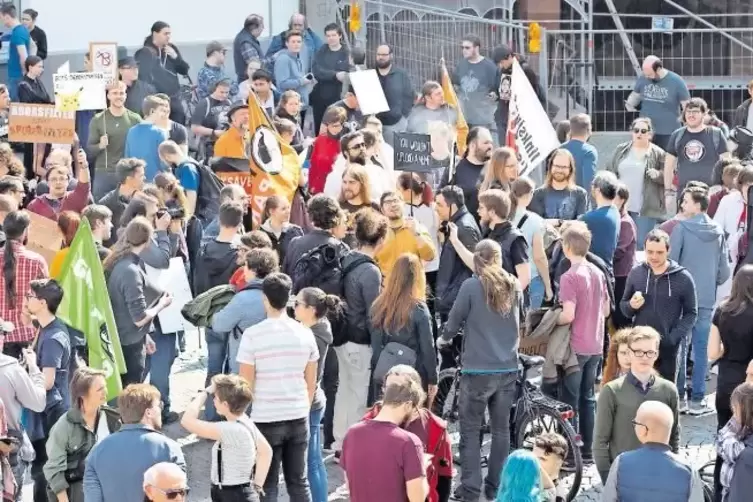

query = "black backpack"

[
  {"left": 182, "top": 159, "right": 224, "bottom": 224},
  {"left": 292, "top": 243, "right": 374, "bottom": 346}
]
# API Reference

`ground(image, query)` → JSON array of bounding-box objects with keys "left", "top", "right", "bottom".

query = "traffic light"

[
  {"left": 528, "top": 22, "right": 542, "bottom": 54},
  {"left": 349, "top": 1, "right": 362, "bottom": 33}
]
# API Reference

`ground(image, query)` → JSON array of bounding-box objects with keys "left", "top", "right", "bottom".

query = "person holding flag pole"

[{"left": 56, "top": 218, "right": 126, "bottom": 400}]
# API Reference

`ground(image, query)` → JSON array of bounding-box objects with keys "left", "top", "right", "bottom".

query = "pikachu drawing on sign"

[{"left": 55, "top": 87, "right": 84, "bottom": 112}]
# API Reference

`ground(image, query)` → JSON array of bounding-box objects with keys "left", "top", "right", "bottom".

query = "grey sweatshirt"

[
  {"left": 406, "top": 104, "right": 459, "bottom": 136},
  {"left": 0, "top": 354, "right": 46, "bottom": 429},
  {"left": 669, "top": 213, "right": 730, "bottom": 309},
  {"left": 441, "top": 276, "right": 522, "bottom": 373},
  {"left": 453, "top": 57, "right": 499, "bottom": 127},
  {"left": 107, "top": 253, "right": 162, "bottom": 346},
  {"left": 311, "top": 320, "right": 333, "bottom": 411}
]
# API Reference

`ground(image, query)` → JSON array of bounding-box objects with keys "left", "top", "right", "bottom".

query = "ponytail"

[
  {"left": 473, "top": 239, "right": 517, "bottom": 315},
  {"left": 3, "top": 238, "right": 16, "bottom": 308},
  {"left": 2, "top": 211, "right": 31, "bottom": 309},
  {"left": 398, "top": 172, "right": 433, "bottom": 206},
  {"left": 102, "top": 239, "right": 134, "bottom": 271},
  {"left": 300, "top": 287, "right": 343, "bottom": 319}
]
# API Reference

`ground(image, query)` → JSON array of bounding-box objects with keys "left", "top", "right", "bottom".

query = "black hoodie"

[
  {"left": 194, "top": 239, "right": 239, "bottom": 295},
  {"left": 620, "top": 260, "right": 698, "bottom": 347}
]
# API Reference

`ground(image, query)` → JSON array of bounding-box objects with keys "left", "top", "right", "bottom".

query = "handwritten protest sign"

[
  {"left": 145, "top": 258, "right": 194, "bottom": 333},
  {"left": 394, "top": 132, "right": 433, "bottom": 173},
  {"left": 8, "top": 104, "right": 75, "bottom": 144},
  {"left": 89, "top": 42, "right": 119, "bottom": 83},
  {"left": 27, "top": 212, "right": 64, "bottom": 266},
  {"left": 53, "top": 72, "right": 107, "bottom": 111}
]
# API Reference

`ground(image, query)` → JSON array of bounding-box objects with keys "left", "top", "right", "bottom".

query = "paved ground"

[{"left": 24, "top": 328, "right": 718, "bottom": 501}]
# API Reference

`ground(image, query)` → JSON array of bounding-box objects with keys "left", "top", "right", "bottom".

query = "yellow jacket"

[
  {"left": 376, "top": 220, "right": 436, "bottom": 278},
  {"left": 49, "top": 247, "right": 70, "bottom": 280}
]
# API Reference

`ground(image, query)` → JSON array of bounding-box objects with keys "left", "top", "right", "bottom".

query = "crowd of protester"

[{"left": 1, "top": 5, "right": 753, "bottom": 502}]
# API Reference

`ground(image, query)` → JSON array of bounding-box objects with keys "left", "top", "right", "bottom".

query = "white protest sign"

[
  {"left": 53, "top": 72, "right": 107, "bottom": 112},
  {"left": 145, "top": 258, "right": 194, "bottom": 334},
  {"left": 56, "top": 61, "right": 70, "bottom": 75},
  {"left": 89, "top": 42, "right": 119, "bottom": 83},
  {"left": 507, "top": 60, "right": 559, "bottom": 177},
  {"left": 348, "top": 69, "right": 389, "bottom": 115}
]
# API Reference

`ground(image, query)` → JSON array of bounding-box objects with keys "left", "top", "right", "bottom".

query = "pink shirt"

[{"left": 559, "top": 260, "right": 608, "bottom": 355}]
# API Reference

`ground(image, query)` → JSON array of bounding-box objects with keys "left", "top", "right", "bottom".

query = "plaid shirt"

[{"left": 0, "top": 242, "right": 49, "bottom": 344}]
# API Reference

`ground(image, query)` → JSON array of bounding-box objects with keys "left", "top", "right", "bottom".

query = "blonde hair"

[
  {"left": 561, "top": 220, "right": 591, "bottom": 257},
  {"left": 480, "top": 147, "right": 517, "bottom": 192},
  {"left": 545, "top": 148, "right": 577, "bottom": 188},
  {"left": 340, "top": 164, "right": 373, "bottom": 206},
  {"left": 371, "top": 254, "right": 426, "bottom": 333},
  {"left": 473, "top": 239, "right": 518, "bottom": 315}
]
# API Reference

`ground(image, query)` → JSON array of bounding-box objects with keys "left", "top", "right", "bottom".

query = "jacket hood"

[
  {"left": 0, "top": 353, "right": 19, "bottom": 369},
  {"left": 311, "top": 319, "right": 333, "bottom": 346},
  {"left": 202, "top": 240, "right": 240, "bottom": 275},
  {"left": 277, "top": 49, "right": 299, "bottom": 60},
  {"left": 677, "top": 213, "right": 724, "bottom": 242},
  {"left": 639, "top": 259, "right": 685, "bottom": 297}
]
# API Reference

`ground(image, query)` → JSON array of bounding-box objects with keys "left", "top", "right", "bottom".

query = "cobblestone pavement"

[{"left": 24, "top": 330, "right": 718, "bottom": 501}]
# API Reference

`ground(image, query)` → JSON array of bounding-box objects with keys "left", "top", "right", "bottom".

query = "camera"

[
  {"left": 157, "top": 207, "right": 186, "bottom": 220},
  {"left": 439, "top": 221, "right": 450, "bottom": 238}
]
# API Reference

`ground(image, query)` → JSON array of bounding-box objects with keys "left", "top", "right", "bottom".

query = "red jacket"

[
  {"left": 26, "top": 182, "right": 90, "bottom": 221},
  {"left": 307, "top": 135, "right": 340, "bottom": 194},
  {"left": 362, "top": 405, "right": 453, "bottom": 502}
]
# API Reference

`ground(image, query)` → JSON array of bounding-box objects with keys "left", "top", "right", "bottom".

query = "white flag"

[{"left": 507, "top": 59, "right": 559, "bottom": 177}]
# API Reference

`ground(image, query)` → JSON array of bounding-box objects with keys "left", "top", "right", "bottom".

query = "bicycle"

[
  {"left": 698, "top": 460, "right": 715, "bottom": 502},
  {"left": 432, "top": 351, "right": 584, "bottom": 501}
]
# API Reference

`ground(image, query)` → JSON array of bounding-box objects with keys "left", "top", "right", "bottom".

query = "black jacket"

[
  {"left": 282, "top": 229, "right": 347, "bottom": 278},
  {"left": 729, "top": 435, "right": 753, "bottom": 502},
  {"left": 484, "top": 221, "right": 528, "bottom": 277},
  {"left": 18, "top": 76, "right": 51, "bottom": 104},
  {"left": 30, "top": 26, "right": 48, "bottom": 60},
  {"left": 311, "top": 45, "right": 350, "bottom": 105},
  {"left": 194, "top": 239, "right": 239, "bottom": 295},
  {"left": 124, "top": 80, "right": 156, "bottom": 117},
  {"left": 435, "top": 207, "right": 481, "bottom": 315},
  {"left": 134, "top": 40, "right": 189, "bottom": 97},
  {"left": 260, "top": 223, "right": 304, "bottom": 266},
  {"left": 376, "top": 66, "right": 414, "bottom": 126}
]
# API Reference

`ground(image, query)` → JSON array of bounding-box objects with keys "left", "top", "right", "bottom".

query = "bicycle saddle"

[{"left": 519, "top": 353, "right": 545, "bottom": 370}]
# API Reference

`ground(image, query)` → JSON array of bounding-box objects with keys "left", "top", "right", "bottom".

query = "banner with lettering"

[
  {"left": 57, "top": 219, "right": 126, "bottom": 398},
  {"left": 506, "top": 59, "right": 559, "bottom": 177},
  {"left": 53, "top": 72, "right": 108, "bottom": 111},
  {"left": 215, "top": 94, "right": 300, "bottom": 227},
  {"left": 8, "top": 104, "right": 75, "bottom": 144}
]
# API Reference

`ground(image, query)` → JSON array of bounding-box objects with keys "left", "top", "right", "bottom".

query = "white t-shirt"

[
  {"left": 210, "top": 417, "right": 259, "bottom": 486},
  {"left": 617, "top": 148, "right": 647, "bottom": 214},
  {"left": 236, "top": 315, "right": 319, "bottom": 423},
  {"left": 512, "top": 208, "right": 545, "bottom": 279}
]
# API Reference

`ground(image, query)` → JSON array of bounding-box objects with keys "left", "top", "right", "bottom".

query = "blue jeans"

[
  {"left": 227, "top": 331, "right": 243, "bottom": 375},
  {"left": 7, "top": 76, "right": 21, "bottom": 101},
  {"left": 629, "top": 212, "right": 660, "bottom": 251},
  {"left": 204, "top": 328, "right": 229, "bottom": 421},
  {"left": 677, "top": 306, "right": 713, "bottom": 402},
  {"left": 457, "top": 372, "right": 517, "bottom": 500},
  {"left": 560, "top": 354, "right": 601, "bottom": 456},
  {"left": 529, "top": 275, "right": 545, "bottom": 309},
  {"left": 308, "top": 405, "right": 328, "bottom": 502},
  {"left": 146, "top": 327, "right": 178, "bottom": 413}
]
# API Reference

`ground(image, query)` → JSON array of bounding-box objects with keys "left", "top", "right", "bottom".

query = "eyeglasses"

[
  {"left": 632, "top": 128, "right": 649, "bottom": 134},
  {"left": 151, "top": 487, "right": 190, "bottom": 500},
  {"left": 382, "top": 198, "right": 400, "bottom": 205},
  {"left": 25, "top": 293, "right": 37, "bottom": 300},
  {"left": 551, "top": 164, "right": 571, "bottom": 170},
  {"left": 631, "top": 419, "right": 648, "bottom": 430},
  {"left": 629, "top": 348, "right": 658, "bottom": 359},
  {"left": 349, "top": 142, "right": 366, "bottom": 150}
]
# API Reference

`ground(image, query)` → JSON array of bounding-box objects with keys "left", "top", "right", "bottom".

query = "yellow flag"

[
  {"left": 440, "top": 63, "right": 468, "bottom": 155},
  {"left": 216, "top": 94, "right": 300, "bottom": 227}
]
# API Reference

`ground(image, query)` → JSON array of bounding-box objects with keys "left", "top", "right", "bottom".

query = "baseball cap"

[
  {"left": 227, "top": 101, "right": 248, "bottom": 121},
  {"left": 206, "top": 41, "right": 226, "bottom": 57},
  {"left": 118, "top": 57, "right": 138, "bottom": 69},
  {"left": 492, "top": 45, "right": 514, "bottom": 64}
]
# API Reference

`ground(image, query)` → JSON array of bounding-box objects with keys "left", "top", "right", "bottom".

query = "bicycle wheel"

[
  {"left": 431, "top": 368, "right": 458, "bottom": 420},
  {"left": 515, "top": 405, "right": 583, "bottom": 502},
  {"left": 698, "top": 461, "right": 715, "bottom": 502}
]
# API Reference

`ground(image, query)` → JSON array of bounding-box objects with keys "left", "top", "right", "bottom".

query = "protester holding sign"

[{"left": 27, "top": 153, "right": 91, "bottom": 221}]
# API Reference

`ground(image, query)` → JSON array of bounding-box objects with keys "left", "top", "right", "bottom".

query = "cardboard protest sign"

[
  {"left": 506, "top": 60, "right": 559, "bottom": 177},
  {"left": 394, "top": 132, "right": 433, "bottom": 173},
  {"left": 8, "top": 104, "right": 76, "bottom": 144},
  {"left": 89, "top": 42, "right": 119, "bottom": 83},
  {"left": 348, "top": 69, "right": 389, "bottom": 115},
  {"left": 27, "top": 212, "right": 64, "bottom": 265},
  {"left": 145, "top": 258, "right": 194, "bottom": 333},
  {"left": 53, "top": 72, "right": 108, "bottom": 111}
]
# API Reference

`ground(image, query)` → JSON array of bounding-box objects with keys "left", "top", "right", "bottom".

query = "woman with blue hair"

[{"left": 496, "top": 449, "right": 544, "bottom": 502}]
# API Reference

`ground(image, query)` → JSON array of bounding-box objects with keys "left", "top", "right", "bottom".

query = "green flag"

[{"left": 57, "top": 219, "right": 126, "bottom": 398}]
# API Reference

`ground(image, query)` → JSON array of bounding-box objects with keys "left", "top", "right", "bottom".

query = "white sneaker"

[
  {"left": 679, "top": 399, "right": 689, "bottom": 414},
  {"left": 688, "top": 401, "right": 713, "bottom": 416}
]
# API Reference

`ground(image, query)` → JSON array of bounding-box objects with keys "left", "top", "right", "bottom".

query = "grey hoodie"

[
  {"left": 669, "top": 213, "right": 731, "bottom": 309},
  {"left": 0, "top": 353, "right": 46, "bottom": 429},
  {"left": 275, "top": 49, "right": 310, "bottom": 106},
  {"left": 311, "top": 320, "right": 333, "bottom": 411}
]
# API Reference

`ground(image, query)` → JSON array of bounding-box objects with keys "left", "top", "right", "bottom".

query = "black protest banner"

[{"left": 394, "top": 132, "right": 433, "bottom": 173}]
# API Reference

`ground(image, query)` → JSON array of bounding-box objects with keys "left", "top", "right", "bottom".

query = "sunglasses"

[
  {"left": 152, "top": 487, "right": 189, "bottom": 500},
  {"left": 632, "top": 128, "right": 649, "bottom": 134}
]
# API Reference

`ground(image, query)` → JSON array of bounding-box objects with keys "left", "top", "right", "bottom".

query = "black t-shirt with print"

[
  {"left": 666, "top": 126, "right": 726, "bottom": 190},
  {"left": 191, "top": 97, "right": 232, "bottom": 134}
]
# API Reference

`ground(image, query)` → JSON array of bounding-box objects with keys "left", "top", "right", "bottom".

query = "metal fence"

[{"left": 362, "top": 2, "right": 753, "bottom": 132}]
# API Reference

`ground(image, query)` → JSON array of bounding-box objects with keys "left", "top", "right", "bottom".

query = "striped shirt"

[{"left": 236, "top": 315, "right": 319, "bottom": 423}]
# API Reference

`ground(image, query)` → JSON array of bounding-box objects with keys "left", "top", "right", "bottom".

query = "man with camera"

[{"left": 434, "top": 185, "right": 481, "bottom": 369}]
